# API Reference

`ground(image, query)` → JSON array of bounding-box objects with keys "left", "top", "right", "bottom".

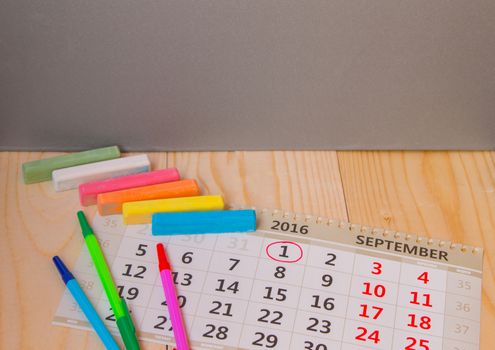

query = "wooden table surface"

[{"left": 0, "top": 151, "right": 493, "bottom": 350}]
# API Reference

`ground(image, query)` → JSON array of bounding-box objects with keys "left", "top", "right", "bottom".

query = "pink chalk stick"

[{"left": 79, "top": 168, "right": 180, "bottom": 206}]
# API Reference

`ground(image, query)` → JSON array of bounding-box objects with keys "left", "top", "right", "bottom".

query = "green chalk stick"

[{"left": 22, "top": 146, "right": 121, "bottom": 184}]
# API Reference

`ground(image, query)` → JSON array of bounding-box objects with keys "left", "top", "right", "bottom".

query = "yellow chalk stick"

[{"left": 122, "top": 195, "right": 224, "bottom": 224}]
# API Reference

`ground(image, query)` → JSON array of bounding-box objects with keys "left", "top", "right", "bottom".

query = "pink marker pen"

[{"left": 156, "top": 243, "right": 190, "bottom": 350}]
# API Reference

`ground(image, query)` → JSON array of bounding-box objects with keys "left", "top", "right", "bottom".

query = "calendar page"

[{"left": 53, "top": 210, "right": 483, "bottom": 350}]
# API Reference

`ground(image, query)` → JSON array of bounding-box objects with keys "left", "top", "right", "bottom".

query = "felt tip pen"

[
  {"left": 157, "top": 243, "right": 190, "bottom": 350},
  {"left": 52, "top": 256, "right": 120, "bottom": 350},
  {"left": 77, "top": 211, "right": 140, "bottom": 350}
]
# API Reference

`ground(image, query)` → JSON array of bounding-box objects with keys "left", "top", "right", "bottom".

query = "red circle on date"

[{"left": 265, "top": 241, "right": 303, "bottom": 263}]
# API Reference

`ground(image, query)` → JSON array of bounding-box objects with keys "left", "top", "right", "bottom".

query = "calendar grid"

[
  {"left": 141, "top": 238, "right": 167, "bottom": 344},
  {"left": 235, "top": 230, "right": 266, "bottom": 349},
  {"left": 53, "top": 212, "right": 483, "bottom": 350},
  {"left": 339, "top": 247, "right": 357, "bottom": 350},
  {"left": 97, "top": 226, "right": 125, "bottom": 332},
  {"left": 394, "top": 262, "right": 446, "bottom": 344},
  {"left": 287, "top": 239, "right": 308, "bottom": 348},
  {"left": 180, "top": 234, "right": 219, "bottom": 346},
  {"left": 442, "top": 271, "right": 481, "bottom": 347},
  {"left": 442, "top": 268, "right": 450, "bottom": 350},
  {"left": 390, "top": 260, "right": 403, "bottom": 350}
]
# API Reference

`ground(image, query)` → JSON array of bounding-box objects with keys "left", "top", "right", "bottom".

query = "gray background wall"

[{"left": 1, "top": 0, "right": 494, "bottom": 151}]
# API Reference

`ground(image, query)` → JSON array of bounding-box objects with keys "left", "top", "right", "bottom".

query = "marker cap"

[
  {"left": 77, "top": 211, "right": 94, "bottom": 238},
  {"left": 52, "top": 256, "right": 74, "bottom": 284}
]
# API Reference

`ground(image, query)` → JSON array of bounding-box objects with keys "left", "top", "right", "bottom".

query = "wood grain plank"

[
  {"left": 0, "top": 151, "right": 95, "bottom": 350},
  {"left": 338, "top": 150, "right": 495, "bottom": 350},
  {"left": 167, "top": 151, "right": 348, "bottom": 220}
]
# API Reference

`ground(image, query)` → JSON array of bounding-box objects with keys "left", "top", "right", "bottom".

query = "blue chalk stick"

[{"left": 152, "top": 209, "right": 256, "bottom": 235}]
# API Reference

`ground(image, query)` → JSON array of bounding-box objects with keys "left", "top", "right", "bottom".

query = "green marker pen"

[{"left": 77, "top": 211, "right": 140, "bottom": 350}]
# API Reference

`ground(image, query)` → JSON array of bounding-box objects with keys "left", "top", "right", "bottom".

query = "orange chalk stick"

[{"left": 97, "top": 179, "right": 200, "bottom": 216}]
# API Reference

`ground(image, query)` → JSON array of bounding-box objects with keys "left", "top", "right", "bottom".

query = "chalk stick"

[
  {"left": 79, "top": 168, "right": 181, "bottom": 206},
  {"left": 52, "top": 155, "right": 150, "bottom": 192},
  {"left": 22, "top": 146, "right": 120, "bottom": 184},
  {"left": 123, "top": 195, "right": 224, "bottom": 224},
  {"left": 97, "top": 179, "right": 200, "bottom": 215},
  {"left": 152, "top": 209, "right": 256, "bottom": 235}
]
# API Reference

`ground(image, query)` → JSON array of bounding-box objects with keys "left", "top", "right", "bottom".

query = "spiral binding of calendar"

[{"left": 228, "top": 205, "right": 482, "bottom": 255}]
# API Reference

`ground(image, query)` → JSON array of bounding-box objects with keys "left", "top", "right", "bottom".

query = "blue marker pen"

[{"left": 52, "top": 256, "right": 120, "bottom": 350}]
